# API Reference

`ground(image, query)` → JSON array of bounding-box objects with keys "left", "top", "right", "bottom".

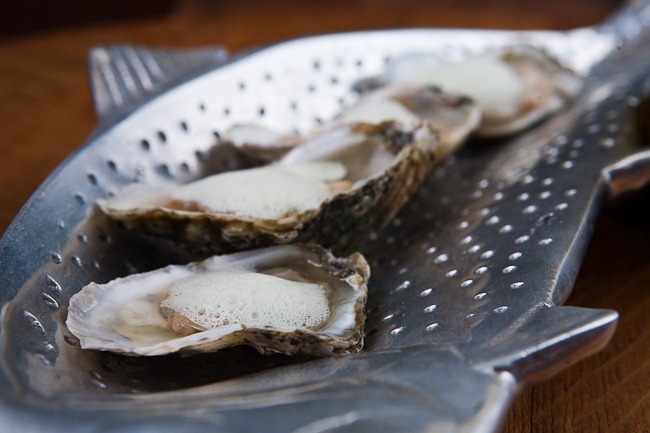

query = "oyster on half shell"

[
  {"left": 356, "top": 45, "right": 582, "bottom": 137},
  {"left": 227, "top": 87, "right": 480, "bottom": 164},
  {"left": 338, "top": 86, "right": 481, "bottom": 154},
  {"left": 99, "top": 120, "right": 439, "bottom": 254},
  {"left": 66, "top": 244, "right": 369, "bottom": 357}
]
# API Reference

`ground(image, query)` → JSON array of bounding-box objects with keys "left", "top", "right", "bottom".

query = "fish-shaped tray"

[{"left": 2, "top": 1, "right": 650, "bottom": 432}]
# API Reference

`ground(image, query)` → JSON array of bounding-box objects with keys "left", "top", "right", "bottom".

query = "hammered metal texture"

[{"left": 2, "top": 2, "right": 650, "bottom": 432}]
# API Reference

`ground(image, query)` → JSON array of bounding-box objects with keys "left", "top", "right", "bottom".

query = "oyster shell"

[
  {"left": 338, "top": 86, "right": 481, "bottom": 156},
  {"left": 65, "top": 244, "right": 369, "bottom": 357},
  {"left": 358, "top": 45, "right": 582, "bottom": 137},
  {"left": 99, "top": 120, "right": 438, "bottom": 254},
  {"left": 228, "top": 88, "right": 480, "bottom": 163}
]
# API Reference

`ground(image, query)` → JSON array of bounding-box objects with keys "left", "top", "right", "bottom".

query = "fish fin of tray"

[
  {"left": 468, "top": 305, "right": 618, "bottom": 385},
  {"left": 88, "top": 44, "right": 228, "bottom": 125}
]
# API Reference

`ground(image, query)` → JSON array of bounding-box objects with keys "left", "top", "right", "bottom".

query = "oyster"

[
  {"left": 65, "top": 244, "right": 369, "bottom": 357},
  {"left": 359, "top": 45, "right": 582, "bottom": 137},
  {"left": 338, "top": 86, "right": 481, "bottom": 155},
  {"left": 228, "top": 88, "right": 479, "bottom": 163},
  {"left": 99, "top": 120, "right": 438, "bottom": 254}
]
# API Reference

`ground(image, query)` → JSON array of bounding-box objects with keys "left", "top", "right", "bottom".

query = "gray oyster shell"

[
  {"left": 338, "top": 86, "right": 481, "bottom": 152},
  {"left": 65, "top": 244, "right": 369, "bottom": 357},
  {"left": 99, "top": 121, "right": 439, "bottom": 255},
  {"left": 358, "top": 45, "right": 582, "bottom": 137}
]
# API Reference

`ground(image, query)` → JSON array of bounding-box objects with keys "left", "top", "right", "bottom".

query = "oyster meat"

[
  {"left": 66, "top": 244, "right": 369, "bottom": 357},
  {"left": 358, "top": 45, "right": 582, "bottom": 137},
  {"left": 99, "top": 120, "right": 438, "bottom": 254}
]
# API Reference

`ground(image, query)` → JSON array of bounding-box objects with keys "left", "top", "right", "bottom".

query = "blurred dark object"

[
  {"left": 0, "top": 0, "right": 625, "bottom": 40},
  {"left": 0, "top": 0, "right": 175, "bottom": 39}
]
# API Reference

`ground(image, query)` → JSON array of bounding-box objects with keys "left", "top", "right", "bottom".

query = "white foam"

[
  {"left": 161, "top": 269, "right": 331, "bottom": 330},
  {"left": 170, "top": 162, "right": 346, "bottom": 219}
]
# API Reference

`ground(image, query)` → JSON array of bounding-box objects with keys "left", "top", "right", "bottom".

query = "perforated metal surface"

[{"left": 2, "top": 2, "right": 650, "bottom": 432}]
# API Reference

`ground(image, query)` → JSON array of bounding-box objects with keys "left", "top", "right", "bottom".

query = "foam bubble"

[{"left": 161, "top": 269, "right": 330, "bottom": 330}]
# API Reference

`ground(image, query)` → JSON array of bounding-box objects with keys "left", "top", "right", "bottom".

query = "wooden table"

[{"left": 0, "top": 1, "right": 648, "bottom": 432}]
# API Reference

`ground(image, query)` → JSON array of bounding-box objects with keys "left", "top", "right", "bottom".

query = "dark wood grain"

[{"left": 1, "top": 2, "right": 648, "bottom": 432}]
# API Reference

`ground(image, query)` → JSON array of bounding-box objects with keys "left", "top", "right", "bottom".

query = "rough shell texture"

[
  {"left": 99, "top": 121, "right": 439, "bottom": 255},
  {"left": 65, "top": 244, "right": 370, "bottom": 357}
]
